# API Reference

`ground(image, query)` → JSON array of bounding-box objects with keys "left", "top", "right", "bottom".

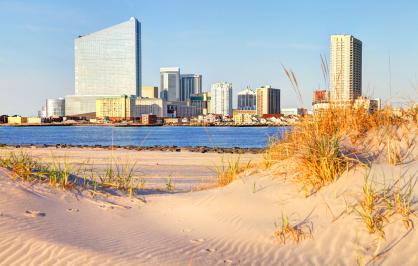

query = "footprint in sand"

[
  {"left": 25, "top": 210, "right": 46, "bottom": 218},
  {"left": 99, "top": 205, "right": 114, "bottom": 210},
  {"left": 223, "top": 259, "right": 233, "bottom": 264},
  {"left": 190, "top": 238, "right": 205, "bottom": 244},
  {"left": 67, "top": 208, "right": 79, "bottom": 213},
  {"left": 205, "top": 248, "right": 216, "bottom": 253}
]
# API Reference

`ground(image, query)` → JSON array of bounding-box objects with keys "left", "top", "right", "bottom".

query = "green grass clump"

[
  {"left": 99, "top": 160, "right": 138, "bottom": 197},
  {"left": 215, "top": 156, "right": 250, "bottom": 187},
  {"left": 274, "top": 212, "right": 313, "bottom": 244}
]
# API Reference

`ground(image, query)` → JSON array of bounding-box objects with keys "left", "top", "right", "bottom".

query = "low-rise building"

[
  {"left": 233, "top": 109, "right": 256, "bottom": 124},
  {"left": 27, "top": 117, "right": 41, "bottom": 124},
  {"left": 166, "top": 101, "right": 199, "bottom": 118},
  {"left": 0, "top": 115, "right": 8, "bottom": 124},
  {"left": 96, "top": 95, "right": 166, "bottom": 121},
  {"left": 8, "top": 116, "right": 28, "bottom": 124},
  {"left": 134, "top": 97, "right": 166, "bottom": 117},
  {"left": 96, "top": 95, "right": 133, "bottom": 121},
  {"left": 281, "top": 108, "right": 307, "bottom": 116},
  {"left": 141, "top": 114, "right": 157, "bottom": 125},
  {"left": 164, "top": 118, "right": 181, "bottom": 125}
]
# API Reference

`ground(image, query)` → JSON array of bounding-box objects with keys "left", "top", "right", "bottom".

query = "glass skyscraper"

[
  {"left": 180, "top": 74, "right": 202, "bottom": 101},
  {"left": 66, "top": 17, "right": 141, "bottom": 116},
  {"left": 237, "top": 87, "right": 256, "bottom": 110}
]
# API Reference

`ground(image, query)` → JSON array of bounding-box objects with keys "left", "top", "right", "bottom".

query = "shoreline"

[
  {"left": 0, "top": 123, "right": 290, "bottom": 127},
  {"left": 0, "top": 143, "right": 265, "bottom": 154}
]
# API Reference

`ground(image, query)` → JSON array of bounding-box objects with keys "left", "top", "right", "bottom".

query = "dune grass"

[
  {"left": 354, "top": 171, "right": 416, "bottom": 240},
  {"left": 215, "top": 156, "right": 251, "bottom": 187},
  {"left": 99, "top": 160, "right": 138, "bottom": 197},
  {"left": 0, "top": 151, "right": 43, "bottom": 182},
  {"left": 0, "top": 151, "right": 142, "bottom": 197},
  {"left": 274, "top": 212, "right": 313, "bottom": 244},
  {"left": 266, "top": 105, "right": 417, "bottom": 196}
]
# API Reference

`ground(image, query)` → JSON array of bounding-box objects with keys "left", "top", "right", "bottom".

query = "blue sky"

[{"left": 0, "top": 0, "right": 417, "bottom": 115}]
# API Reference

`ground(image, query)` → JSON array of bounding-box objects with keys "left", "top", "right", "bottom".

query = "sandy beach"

[
  {"left": 0, "top": 147, "right": 261, "bottom": 191},
  {"left": 0, "top": 138, "right": 417, "bottom": 265}
]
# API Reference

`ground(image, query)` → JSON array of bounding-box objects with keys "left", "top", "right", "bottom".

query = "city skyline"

[{"left": 1, "top": 0, "right": 418, "bottom": 116}]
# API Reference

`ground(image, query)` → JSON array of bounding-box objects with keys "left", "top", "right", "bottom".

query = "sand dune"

[
  {"left": 1, "top": 146, "right": 417, "bottom": 265},
  {"left": 0, "top": 147, "right": 260, "bottom": 191}
]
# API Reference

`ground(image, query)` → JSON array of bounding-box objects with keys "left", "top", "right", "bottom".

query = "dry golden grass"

[
  {"left": 215, "top": 156, "right": 251, "bottom": 187},
  {"left": 381, "top": 123, "right": 417, "bottom": 165},
  {"left": 266, "top": 105, "right": 417, "bottom": 195},
  {"left": 0, "top": 151, "right": 45, "bottom": 182},
  {"left": 274, "top": 212, "right": 313, "bottom": 244}
]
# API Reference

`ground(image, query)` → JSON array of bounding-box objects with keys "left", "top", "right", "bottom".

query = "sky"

[{"left": 0, "top": 0, "right": 417, "bottom": 116}]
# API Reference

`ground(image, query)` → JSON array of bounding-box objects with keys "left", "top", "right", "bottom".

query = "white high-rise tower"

[
  {"left": 330, "top": 35, "right": 362, "bottom": 103},
  {"left": 211, "top": 82, "right": 232, "bottom": 116}
]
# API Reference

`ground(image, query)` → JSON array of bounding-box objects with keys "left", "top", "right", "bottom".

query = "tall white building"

[
  {"left": 66, "top": 17, "right": 141, "bottom": 116},
  {"left": 330, "top": 35, "right": 362, "bottom": 103},
  {"left": 160, "top": 67, "right": 180, "bottom": 101},
  {"left": 180, "top": 74, "right": 202, "bottom": 101},
  {"left": 210, "top": 82, "right": 233, "bottom": 116}
]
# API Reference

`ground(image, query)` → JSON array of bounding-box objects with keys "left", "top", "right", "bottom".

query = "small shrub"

[
  {"left": 99, "top": 160, "right": 138, "bottom": 194},
  {"left": 166, "top": 177, "right": 175, "bottom": 192},
  {"left": 355, "top": 176, "right": 388, "bottom": 238},
  {"left": 215, "top": 156, "right": 248, "bottom": 186},
  {"left": 0, "top": 152, "right": 44, "bottom": 181},
  {"left": 274, "top": 212, "right": 313, "bottom": 244},
  {"left": 389, "top": 179, "right": 415, "bottom": 229},
  {"left": 354, "top": 172, "right": 416, "bottom": 238}
]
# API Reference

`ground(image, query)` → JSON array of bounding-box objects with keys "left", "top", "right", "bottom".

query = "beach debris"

[
  {"left": 190, "top": 238, "right": 205, "bottom": 243},
  {"left": 25, "top": 210, "right": 46, "bottom": 218}
]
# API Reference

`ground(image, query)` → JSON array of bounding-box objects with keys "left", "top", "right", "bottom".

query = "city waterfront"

[{"left": 0, "top": 126, "right": 287, "bottom": 148}]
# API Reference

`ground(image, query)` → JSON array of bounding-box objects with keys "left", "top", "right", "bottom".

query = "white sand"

[
  {"left": 0, "top": 147, "right": 260, "bottom": 190},
  {"left": 0, "top": 145, "right": 417, "bottom": 265}
]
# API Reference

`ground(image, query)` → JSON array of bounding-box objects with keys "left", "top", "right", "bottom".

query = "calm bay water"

[{"left": 0, "top": 126, "right": 287, "bottom": 148}]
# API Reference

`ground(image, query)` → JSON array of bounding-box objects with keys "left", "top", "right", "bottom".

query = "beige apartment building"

[
  {"left": 96, "top": 95, "right": 133, "bottom": 120},
  {"left": 142, "top": 86, "right": 159, "bottom": 98},
  {"left": 256, "top": 85, "right": 281, "bottom": 115},
  {"left": 7, "top": 117, "right": 41, "bottom": 124},
  {"left": 233, "top": 109, "right": 256, "bottom": 124},
  {"left": 96, "top": 95, "right": 166, "bottom": 120},
  {"left": 330, "top": 35, "right": 362, "bottom": 103}
]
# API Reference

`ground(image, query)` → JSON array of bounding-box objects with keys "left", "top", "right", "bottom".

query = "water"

[{"left": 0, "top": 126, "right": 287, "bottom": 148}]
